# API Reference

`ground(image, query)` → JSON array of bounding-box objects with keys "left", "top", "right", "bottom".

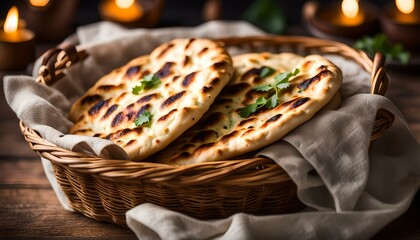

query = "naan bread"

[
  {"left": 69, "top": 38, "right": 234, "bottom": 161},
  {"left": 156, "top": 53, "right": 342, "bottom": 165}
]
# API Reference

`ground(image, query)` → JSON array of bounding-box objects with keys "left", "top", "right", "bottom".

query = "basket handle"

[
  {"left": 36, "top": 42, "right": 87, "bottom": 86},
  {"left": 370, "top": 52, "right": 388, "bottom": 96},
  {"left": 368, "top": 52, "right": 393, "bottom": 140}
]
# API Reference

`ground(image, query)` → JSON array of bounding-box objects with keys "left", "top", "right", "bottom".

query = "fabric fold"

[{"left": 127, "top": 94, "right": 420, "bottom": 240}]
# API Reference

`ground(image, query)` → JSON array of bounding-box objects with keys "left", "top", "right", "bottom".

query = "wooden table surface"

[{"left": 1, "top": 60, "right": 419, "bottom": 239}]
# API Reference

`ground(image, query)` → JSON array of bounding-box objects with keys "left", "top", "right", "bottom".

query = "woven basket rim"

[{"left": 21, "top": 35, "right": 392, "bottom": 185}]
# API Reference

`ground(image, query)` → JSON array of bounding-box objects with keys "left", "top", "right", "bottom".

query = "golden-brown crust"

[
  {"left": 69, "top": 38, "right": 234, "bottom": 161},
  {"left": 156, "top": 53, "right": 342, "bottom": 165}
]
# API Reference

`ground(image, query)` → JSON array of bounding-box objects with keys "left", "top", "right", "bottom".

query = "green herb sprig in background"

[
  {"left": 354, "top": 34, "right": 410, "bottom": 65},
  {"left": 243, "top": 0, "right": 286, "bottom": 34}
]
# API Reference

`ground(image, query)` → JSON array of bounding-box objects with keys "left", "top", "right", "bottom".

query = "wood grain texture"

[
  {"left": 0, "top": 58, "right": 419, "bottom": 240},
  {"left": 0, "top": 159, "right": 137, "bottom": 239}
]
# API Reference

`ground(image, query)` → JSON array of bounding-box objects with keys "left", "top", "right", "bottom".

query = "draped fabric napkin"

[{"left": 3, "top": 21, "right": 420, "bottom": 240}]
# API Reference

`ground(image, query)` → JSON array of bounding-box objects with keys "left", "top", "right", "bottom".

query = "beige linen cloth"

[{"left": 3, "top": 21, "right": 420, "bottom": 240}]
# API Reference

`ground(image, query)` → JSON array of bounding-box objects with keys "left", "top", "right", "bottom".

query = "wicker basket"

[{"left": 20, "top": 36, "right": 394, "bottom": 227}]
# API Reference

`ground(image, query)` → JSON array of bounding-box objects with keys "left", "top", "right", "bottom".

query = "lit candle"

[
  {"left": 0, "top": 6, "right": 35, "bottom": 71},
  {"left": 380, "top": 0, "right": 420, "bottom": 52},
  {"left": 392, "top": 0, "right": 420, "bottom": 24},
  {"left": 20, "top": 0, "right": 78, "bottom": 42},
  {"left": 334, "top": 0, "right": 365, "bottom": 26},
  {"left": 99, "top": 0, "right": 144, "bottom": 24},
  {"left": 304, "top": 0, "right": 378, "bottom": 39},
  {"left": 28, "top": 0, "right": 51, "bottom": 8}
]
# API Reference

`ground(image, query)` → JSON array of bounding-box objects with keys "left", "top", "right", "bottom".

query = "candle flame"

[
  {"left": 396, "top": 0, "right": 415, "bottom": 14},
  {"left": 116, "top": 0, "right": 135, "bottom": 9},
  {"left": 29, "top": 0, "right": 50, "bottom": 7},
  {"left": 4, "top": 6, "right": 18, "bottom": 33},
  {"left": 342, "top": 0, "right": 359, "bottom": 18}
]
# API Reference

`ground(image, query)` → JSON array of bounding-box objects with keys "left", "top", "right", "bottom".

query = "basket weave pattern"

[{"left": 21, "top": 36, "right": 393, "bottom": 226}]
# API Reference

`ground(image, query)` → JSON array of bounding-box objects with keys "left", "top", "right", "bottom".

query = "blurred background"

[
  {"left": 0, "top": 0, "right": 391, "bottom": 42},
  {"left": 1, "top": 0, "right": 416, "bottom": 71}
]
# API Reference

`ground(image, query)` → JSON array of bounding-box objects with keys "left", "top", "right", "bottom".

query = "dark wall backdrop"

[{"left": 0, "top": 0, "right": 392, "bottom": 36}]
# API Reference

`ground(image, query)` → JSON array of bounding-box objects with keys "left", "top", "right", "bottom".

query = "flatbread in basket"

[
  {"left": 68, "top": 38, "right": 234, "bottom": 161},
  {"left": 69, "top": 40, "right": 343, "bottom": 164},
  {"left": 157, "top": 52, "right": 342, "bottom": 165}
]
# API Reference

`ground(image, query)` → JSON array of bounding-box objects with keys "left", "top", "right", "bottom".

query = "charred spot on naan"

[
  {"left": 96, "top": 84, "right": 125, "bottom": 92},
  {"left": 241, "top": 128, "right": 255, "bottom": 137},
  {"left": 125, "top": 104, "right": 138, "bottom": 121},
  {"left": 210, "top": 77, "right": 220, "bottom": 86},
  {"left": 158, "top": 109, "right": 177, "bottom": 122},
  {"left": 213, "top": 98, "right": 234, "bottom": 107},
  {"left": 221, "top": 83, "right": 252, "bottom": 96},
  {"left": 111, "top": 104, "right": 150, "bottom": 128},
  {"left": 211, "top": 61, "right": 230, "bottom": 71},
  {"left": 105, "top": 127, "right": 143, "bottom": 141},
  {"left": 81, "top": 94, "right": 102, "bottom": 106},
  {"left": 277, "top": 97, "right": 310, "bottom": 110},
  {"left": 191, "top": 130, "right": 218, "bottom": 143},
  {"left": 237, "top": 117, "right": 257, "bottom": 127},
  {"left": 194, "top": 142, "right": 216, "bottom": 153},
  {"left": 198, "top": 112, "right": 226, "bottom": 129},
  {"left": 301, "top": 60, "right": 313, "bottom": 72},
  {"left": 102, "top": 104, "right": 119, "bottom": 120},
  {"left": 182, "top": 72, "right": 197, "bottom": 87},
  {"left": 125, "top": 65, "right": 141, "bottom": 79},
  {"left": 201, "top": 85, "right": 214, "bottom": 93},
  {"left": 105, "top": 128, "right": 132, "bottom": 140},
  {"left": 136, "top": 93, "right": 160, "bottom": 104},
  {"left": 88, "top": 99, "right": 109, "bottom": 116},
  {"left": 241, "top": 67, "right": 263, "bottom": 81},
  {"left": 140, "top": 70, "right": 151, "bottom": 78},
  {"left": 172, "top": 75, "right": 181, "bottom": 82},
  {"left": 298, "top": 69, "right": 331, "bottom": 91},
  {"left": 198, "top": 47, "right": 209, "bottom": 56},
  {"left": 72, "top": 128, "right": 91, "bottom": 134},
  {"left": 156, "top": 43, "right": 174, "bottom": 59},
  {"left": 243, "top": 89, "right": 264, "bottom": 105},
  {"left": 201, "top": 78, "right": 220, "bottom": 93},
  {"left": 260, "top": 114, "right": 283, "bottom": 128},
  {"left": 111, "top": 112, "right": 125, "bottom": 128},
  {"left": 161, "top": 91, "right": 186, "bottom": 109},
  {"left": 184, "top": 38, "right": 196, "bottom": 50},
  {"left": 292, "top": 97, "right": 310, "bottom": 108},
  {"left": 155, "top": 62, "right": 175, "bottom": 79},
  {"left": 126, "top": 139, "right": 137, "bottom": 146},
  {"left": 182, "top": 56, "right": 191, "bottom": 67},
  {"left": 116, "top": 92, "right": 128, "bottom": 102},
  {"left": 220, "top": 130, "right": 239, "bottom": 143}
]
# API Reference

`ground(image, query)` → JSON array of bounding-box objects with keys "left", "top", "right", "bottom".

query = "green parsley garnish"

[
  {"left": 239, "top": 96, "right": 268, "bottom": 118},
  {"left": 132, "top": 74, "right": 161, "bottom": 95},
  {"left": 134, "top": 111, "right": 152, "bottom": 127},
  {"left": 255, "top": 68, "right": 299, "bottom": 92},
  {"left": 259, "top": 66, "right": 275, "bottom": 78},
  {"left": 239, "top": 68, "right": 300, "bottom": 118}
]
